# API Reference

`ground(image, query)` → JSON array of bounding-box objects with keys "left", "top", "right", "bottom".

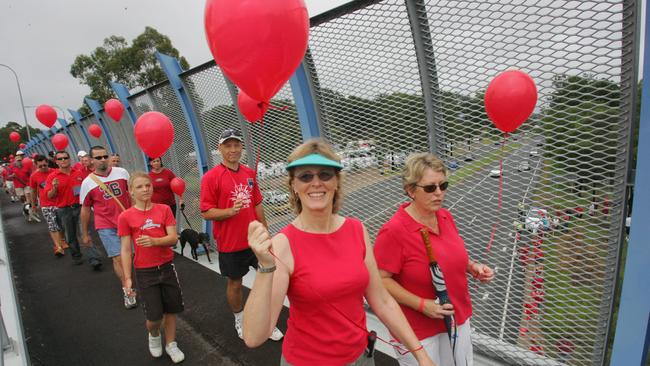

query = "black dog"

[{"left": 179, "top": 229, "right": 212, "bottom": 263}]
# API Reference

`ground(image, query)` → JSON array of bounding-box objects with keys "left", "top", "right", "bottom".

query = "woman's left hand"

[{"left": 472, "top": 262, "right": 494, "bottom": 283}]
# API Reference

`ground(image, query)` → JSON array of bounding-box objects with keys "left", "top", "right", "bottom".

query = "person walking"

[
  {"left": 73, "top": 150, "right": 94, "bottom": 179},
  {"left": 118, "top": 172, "right": 185, "bottom": 363},
  {"left": 200, "top": 128, "right": 282, "bottom": 341},
  {"left": 29, "top": 155, "right": 66, "bottom": 256},
  {"left": 148, "top": 157, "right": 183, "bottom": 218},
  {"left": 79, "top": 146, "right": 135, "bottom": 309},
  {"left": 8, "top": 151, "right": 31, "bottom": 203}
]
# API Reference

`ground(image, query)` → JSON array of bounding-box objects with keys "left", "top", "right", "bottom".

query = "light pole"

[{"left": 0, "top": 63, "right": 31, "bottom": 140}]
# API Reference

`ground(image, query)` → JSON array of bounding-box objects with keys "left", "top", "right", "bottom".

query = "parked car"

[
  {"left": 263, "top": 190, "right": 288, "bottom": 205},
  {"left": 525, "top": 208, "right": 550, "bottom": 233},
  {"left": 489, "top": 168, "right": 501, "bottom": 177},
  {"left": 529, "top": 149, "right": 539, "bottom": 157},
  {"left": 448, "top": 161, "right": 459, "bottom": 170},
  {"left": 518, "top": 161, "right": 531, "bottom": 171}
]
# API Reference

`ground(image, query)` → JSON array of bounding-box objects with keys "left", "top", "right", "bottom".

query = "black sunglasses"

[
  {"left": 56, "top": 157, "right": 70, "bottom": 161},
  {"left": 415, "top": 181, "right": 449, "bottom": 193},
  {"left": 296, "top": 170, "right": 336, "bottom": 183},
  {"left": 93, "top": 155, "right": 110, "bottom": 160}
]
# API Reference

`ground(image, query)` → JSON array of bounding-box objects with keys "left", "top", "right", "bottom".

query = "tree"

[
  {"left": 0, "top": 122, "right": 42, "bottom": 160},
  {"left": 70, "top": 26, "right": 190, "bottom": 111}
]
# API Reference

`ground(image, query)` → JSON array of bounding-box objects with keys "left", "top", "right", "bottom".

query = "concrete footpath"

[{"left": 1, "top": 193, "right": 397, "bottom": 366}]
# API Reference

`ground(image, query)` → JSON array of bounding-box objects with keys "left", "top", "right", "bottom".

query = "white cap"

[
  {"left": 15, "top": 150, "right": 25, "bottom": 156},
  {"left": 77, "top": 150, "right": 88, "bottom": 157}
]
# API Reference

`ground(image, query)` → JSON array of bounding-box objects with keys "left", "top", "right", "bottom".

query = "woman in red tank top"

[{"left": 243, "top": 140, "right": 435, "bottom": 366}]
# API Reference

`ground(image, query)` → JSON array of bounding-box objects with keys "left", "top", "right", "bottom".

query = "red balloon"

[
  {"left": 22, "top": 157, "right": 33, "bottom": 171},
  {"left": 105, "top": 99, "right": 124, "bottom": 122},
  {"left": 9, "top": 154, "right": 14, "bottom": 159},
  {"left": 31, "top": 153, "right": 37, "bottom": 158},
  {"left": 2, "top": 157, "right": 6, "bottom": 161},
  {"left": 170, "top": 177, "right": 186, "bottom": 196},
  {"left": 204, "top": 0, "right": 309, "bottom": 103},
  {"left": 484, "top": 70, "right": 538, "bottom": 133},
  {"left": 19, "top": 143, "right": 26, "bottom": 149},
  {"left": 88, "top": 123, "right": 103, "bottom": 138},
  {"left": 35, "top": 104, "right": 58, "bottom": 128},
  {"left": 237, "top": 91, "right": 268, "bottom": 123},
  {"left": 52, "top": 133, "right": 69, "bottom": 151},
  {"left": 9, "top": 131, "right": 20, "bottom": 142},
  {"left": 134, "top": 112, "right": 174, "bottom": 158}
]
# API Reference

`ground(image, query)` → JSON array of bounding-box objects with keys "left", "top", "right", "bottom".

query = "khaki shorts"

[
  {"left": 14, "top": 186, "right": 31, "bottom": 196},
  {"left": 393, "top": 318, "right": 474, "bottom": 366}
]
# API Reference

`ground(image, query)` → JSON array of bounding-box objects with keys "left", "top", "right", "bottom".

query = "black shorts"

[
  {"left": 218, "top": 248, "right": 258, "bottom": 279},
  {"left": 135, "top": 262, "right": 184, "bottom": 321}
]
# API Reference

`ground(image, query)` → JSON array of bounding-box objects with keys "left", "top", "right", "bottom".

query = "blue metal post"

[
  {"left": 155, "top": 52, "right": 210, "bottom": 235},
  {"left": 289, "top": 62, "right": 321, "bottom": 140},
  {"left": 58, "top": 118, "right": 79, "bottom": 153},
  {"left": 69, "top": 109, "right": 93, "bottom": 149},
  {"left": 609, "top": 2, "right": 650, "bottom": 363},
  {"left": 85, "top": 98, "right": 117, "bottom": 154},
  {"left": 110, "top": 81, "right": 149, "bottom": 171}
]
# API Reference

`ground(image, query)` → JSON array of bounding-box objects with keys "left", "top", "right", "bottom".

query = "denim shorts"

[{"left": 97, "top": 228, "right": 122, "bottom": 258}]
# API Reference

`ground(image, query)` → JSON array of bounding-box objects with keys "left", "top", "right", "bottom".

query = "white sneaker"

[
  {"left": 235, "top": 315, "right": 243, "bottom": 339},
  {"left": 148, "top": 333, "right": 163, "bottom": 357},
  {"left": 165, "top": 341, "right": 185, "bottom": 363},
  {"left": 269, "top": 327, "right": 284, "bottom": 341}
]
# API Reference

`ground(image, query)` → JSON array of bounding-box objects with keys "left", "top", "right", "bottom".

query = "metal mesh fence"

[
  {"left": 100, "top": 111, "right": 145, "bottom": 172},
  {"left": 68, "top": 122, "right": 89, "bottom": 153},
  {"left": 80, "top": 115, "right": 111, "bottom": 153}
]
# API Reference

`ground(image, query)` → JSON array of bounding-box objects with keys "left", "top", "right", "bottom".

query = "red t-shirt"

[
  {"left": 44, "top": 169, "right": 85, "bottom": 208},
  {"left": 8, "top": 164, "right": 30, "bottom": 188},
  {"left": 29, "top": 169, "right": 57, "bottom": 207},
  {"left": 80, "top": 167, "right": 131, "bottom": 230},
  {"left": 199, "top": 164, "right": 262, "bottom": 253},
  {"left": 117, "top": 203, "right": 176, "bottom": 268},
  {"left": 374, "top": 203, "right": 472, "bottom": 340},
  {"left": 1, "top": 169, "right": 10, "bottom": 181},
  {"left": 281, "top": 218, "right": 369, "bottom": 366},
  {"left": 149, "top": 168, "right": 177, "bottom": 206}
]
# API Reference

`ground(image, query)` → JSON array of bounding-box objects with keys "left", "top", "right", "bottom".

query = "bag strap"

[{"left": 89, "top": 173, "right": 126, "bottom": 211}]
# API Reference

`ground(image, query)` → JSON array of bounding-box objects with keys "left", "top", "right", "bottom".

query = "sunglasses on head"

[
  {"left": 93, "top": 155, "right": 110, "bottom": 160},
  {"left": 415, "top": 181, "right": 449, "bottom": 193},
  {"left": 296, "top": 170, "right": 336, "bottom": 183},
  {"left": 56, "top": 157, "right": 69, "bottom": 161}
]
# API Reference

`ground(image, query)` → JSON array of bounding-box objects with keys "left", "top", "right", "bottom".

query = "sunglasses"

[
  {"left": 296, "top": 170, "right": 336, "bottom": 183},
  {"left": 93, "top": 155, "right": 110, "bottom": 160},
  {"left": 56, "top": 157, "right": 70, "bottom": 161},
  {"left": 37, "top": 165, "right": 48, "bottom": 168},
  {"left": 415, "top": 181, "right": 449, "bottom": 193}
]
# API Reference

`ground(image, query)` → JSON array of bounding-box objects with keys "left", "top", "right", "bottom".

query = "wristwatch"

[{"left": 258, "top": 262, "right": 276, "bottom": 273}]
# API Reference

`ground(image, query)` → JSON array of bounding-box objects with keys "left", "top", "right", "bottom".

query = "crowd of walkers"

[{"left": 0, "top": 128, "right": 497, "bottom": 366}]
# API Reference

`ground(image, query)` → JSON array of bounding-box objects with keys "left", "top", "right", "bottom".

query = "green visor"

[{"left": 286, "top": 153, "right": 343, "bottom": 171}]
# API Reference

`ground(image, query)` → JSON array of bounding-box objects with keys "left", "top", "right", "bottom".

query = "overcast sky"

[{"left": 0, "top": 0, "right": 350, "bottom": 131}]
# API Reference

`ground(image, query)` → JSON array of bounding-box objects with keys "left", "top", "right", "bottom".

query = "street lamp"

[{"left": 0, "top": 63, "right": 31, "bottom": 140}]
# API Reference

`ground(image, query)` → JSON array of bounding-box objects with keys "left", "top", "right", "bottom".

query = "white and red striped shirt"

[{"left": 80, "top": 167, "right": 131, "bottom": 230}]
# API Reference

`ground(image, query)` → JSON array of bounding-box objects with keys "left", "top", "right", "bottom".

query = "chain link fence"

[{"left": 25, "top": 1, "right": 638, "bottom": 365}]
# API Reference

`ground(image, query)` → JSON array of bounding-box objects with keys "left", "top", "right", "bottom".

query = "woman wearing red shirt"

[
  {"left": 148, "top": 157, "right": 184, "bottom": 218},
  {"left": 374, "top": 153, "right": 494, "bottom": 366},
  {"left": 118, "top": 172, "right": 185, "bottom": 364},
  {"left": 244, "top": 140, "right": 434, "bottom": 366}
]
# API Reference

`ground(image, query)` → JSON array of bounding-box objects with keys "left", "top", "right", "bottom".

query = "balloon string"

[
  {"left": 485, "top": 134, "right": 507, "bottom": 256},
  {"left": 266, "top": 248, "right": 418, "bottom": 355},
  {"left": 253, "top": 104, "right": 266, "bottom": 173},
  {"left": 267, "top": 103, "right": 289, "bottom": 111}
]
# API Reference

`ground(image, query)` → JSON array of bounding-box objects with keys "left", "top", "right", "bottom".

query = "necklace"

[{"left": 408, "top": 205, "right": 438, "bottom": 234}]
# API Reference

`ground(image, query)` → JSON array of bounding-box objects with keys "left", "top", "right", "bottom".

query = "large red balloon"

[
  {"left": 170, "top": 177, "right": 186, "bottom": 196},
  {"left": 51, "top": 133, "right": 69, "bottom": 151},
  {"left": 484, "top": 70, "right": 538, "bottom": 133},
  {"left": 134, "top": 112, "right": 174, "bottom": 158},
  {"left": 88, "top": 123, "right": 103, "bottom": 138},
  {"left": 9, "top": 132, "right": 20, "bottom": 143},
  {"left": 237, "top": 91, "right": 268, "bottom": 123},
  {"left": 35, "top": 105, "right": 58, "bottom": 128},
  {"left": 22, "top": 157, "right": 33, "bottom": 171},
  {"left": 105, "top": 99, "right": 124, "bottom": 122},
  {"left": 204, "top": 0, "right": 309, "bottom": 103}
]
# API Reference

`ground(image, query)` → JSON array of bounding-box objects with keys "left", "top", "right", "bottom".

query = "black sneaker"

[{"left": 91, "top": 261, "right": 103, "bottom": 271}]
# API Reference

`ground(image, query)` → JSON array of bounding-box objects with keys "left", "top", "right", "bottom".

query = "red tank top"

[{"left": 281, "top": 217, "right": 369, "bottom": 366}]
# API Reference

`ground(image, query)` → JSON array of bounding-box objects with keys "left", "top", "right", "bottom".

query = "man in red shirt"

[
  {"left": 200, "top": 129, "right": 281, "bottom": 341},
  {"left": 2, "top": 163, "right": 18, "bottom": 202},
  {"left": 73, "top": 150, "right": 94, "bottom": 179},
  {"left": 8, "top": 151, "right": 31, "bottom": 203},
  {"left": 45, "top": 150, "right": 101, "bottom": 267},
  {"left": 29, "top": 155, "right": 65, "bottom": 256},
  {"left": 80, "top": 146, "right": 134, "bottom": 309}
]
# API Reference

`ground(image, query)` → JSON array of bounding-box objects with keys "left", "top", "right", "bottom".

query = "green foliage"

[
  {"left": 70, "top": 26, "right": 190, "bottom": 111},
  {"left": 0, "top": 122, "right": 42, "bottom": 160}
]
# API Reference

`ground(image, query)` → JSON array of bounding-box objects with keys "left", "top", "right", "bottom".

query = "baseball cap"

[
  {"left": 15, "top": 150, "right": 25, "bottom": 156},
  {"left": 77, "top": 150, "right": 88, "bottom": 157},
  {"left": 218, "top": 129, "right": 244, "bottom": 145},
  {"left": 286, "top": 153, "right": 344, "bottom": 171}
]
